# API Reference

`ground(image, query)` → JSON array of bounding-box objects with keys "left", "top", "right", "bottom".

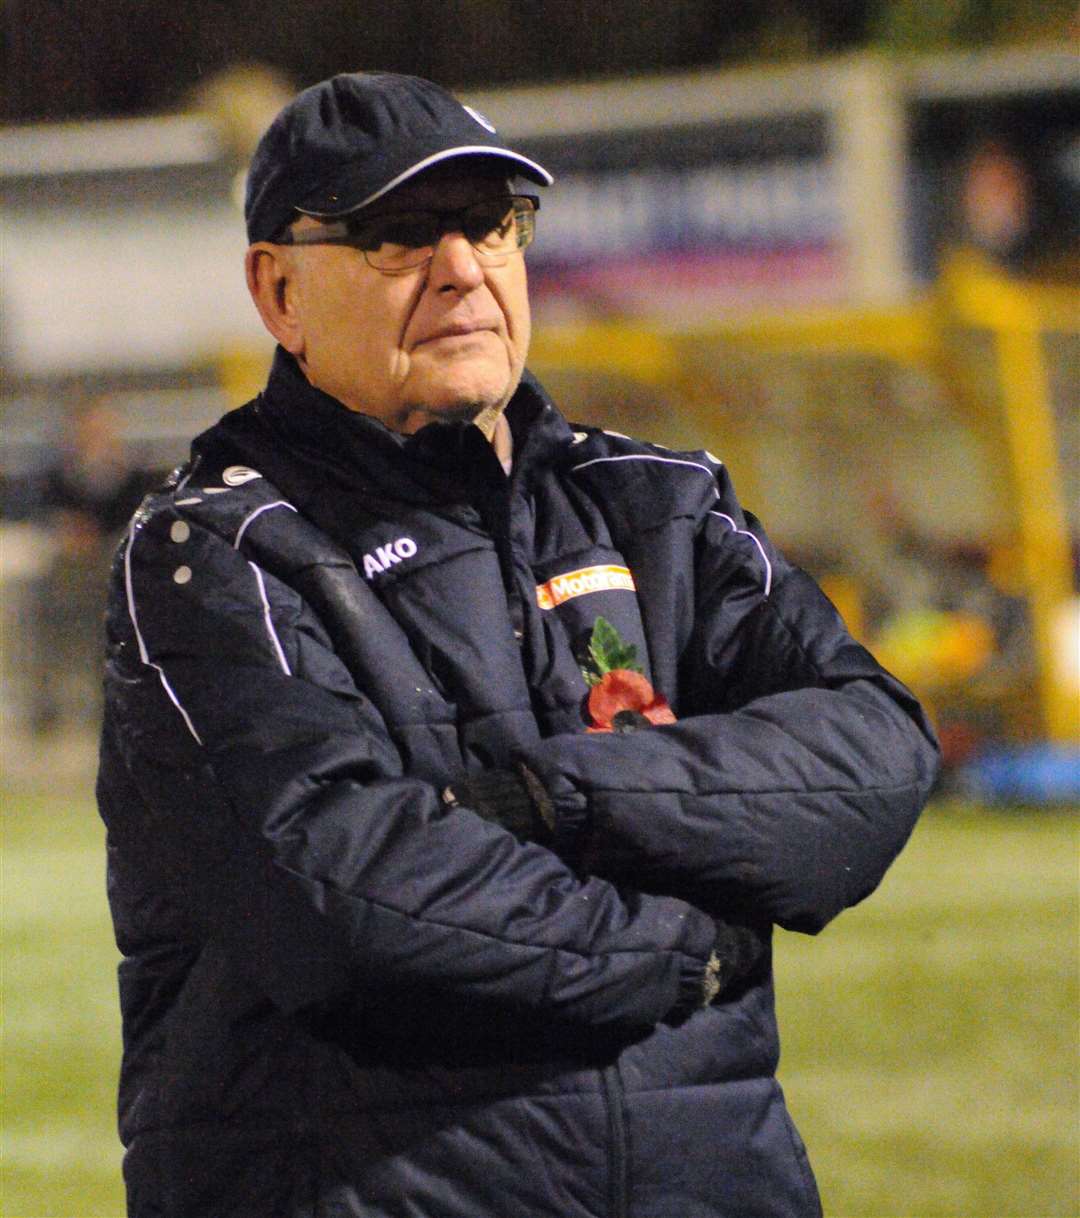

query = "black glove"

[
  {"left": 702, "top": 920, "right": 768, "bottom": 1006},
  {"left": 442, "top": 764, "right": 555, "bottom": 845}
]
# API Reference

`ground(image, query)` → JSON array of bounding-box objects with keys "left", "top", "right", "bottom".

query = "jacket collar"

[{"left": 232, "top": 347, "right": 571, "bottom": 506}]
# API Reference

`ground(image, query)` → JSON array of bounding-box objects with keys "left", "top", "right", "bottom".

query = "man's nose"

[{"left": 428, "top": 230, "right": 486, "bottom": 293}]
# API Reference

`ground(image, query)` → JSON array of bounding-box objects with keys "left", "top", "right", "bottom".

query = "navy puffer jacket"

[{"left": 97, "top": 350, "right": 939, "bottom": 1217}]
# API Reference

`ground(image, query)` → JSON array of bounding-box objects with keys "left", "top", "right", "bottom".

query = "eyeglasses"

[{"left": 275, "top": 194, "right": 540, "bottom": 273}]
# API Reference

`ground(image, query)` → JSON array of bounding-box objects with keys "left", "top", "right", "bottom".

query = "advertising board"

[{"left": 515, "top": 111, "right": 847, "bottom": 320}]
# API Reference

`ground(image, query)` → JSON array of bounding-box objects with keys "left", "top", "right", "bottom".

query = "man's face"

[{"left": 276, "top": 164, "right": 531, "bottom": 434}]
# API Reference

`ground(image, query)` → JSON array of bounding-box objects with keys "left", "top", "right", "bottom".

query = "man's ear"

[{"left": 245, "top": 244, "right": 304, "bottom": 356}]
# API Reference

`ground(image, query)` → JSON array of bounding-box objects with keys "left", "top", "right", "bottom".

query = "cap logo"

[{"left": 462, "top": 104, "right": 497, "bottom": 134}]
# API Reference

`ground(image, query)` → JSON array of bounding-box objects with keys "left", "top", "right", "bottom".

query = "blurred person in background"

[
  {"left": 96, "top": 72, "right": 939, "bottom": 1218},
  {"left": 949, "top": 132, "right": 1080, "bottom": 283},
  {"left": 27, "top": 394, "right": 152, "bottom": 736}
]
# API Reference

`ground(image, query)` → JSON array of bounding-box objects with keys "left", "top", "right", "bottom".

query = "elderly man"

[{"left": 97, "top": 72, "right": 938, "bottom": 1218}]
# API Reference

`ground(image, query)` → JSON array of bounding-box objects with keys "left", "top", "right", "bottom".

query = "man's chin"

[
  {"left": 399, "top": 357, "right": 520, "bottom": 431},
  {"left": 399, "top": 377, "right": 519, "bottom": 435}
]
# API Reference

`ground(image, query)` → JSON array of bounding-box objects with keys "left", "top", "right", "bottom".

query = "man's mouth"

[{"left": 414, "top": 322, "right": 496, "bottom": 347}]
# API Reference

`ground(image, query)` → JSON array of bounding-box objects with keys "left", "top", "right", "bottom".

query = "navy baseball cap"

[{"left": 244, "top": 72, "right": 553, "bottom": 243}]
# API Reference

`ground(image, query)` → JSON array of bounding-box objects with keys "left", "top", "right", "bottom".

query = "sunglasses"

[{"left": 275, "top": 194, "right": 540, "bottom": 273}]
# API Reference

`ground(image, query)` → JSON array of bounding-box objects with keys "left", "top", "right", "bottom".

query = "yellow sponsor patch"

[{"left": 536, "top": 564, "right": 636, "bottom": 610}]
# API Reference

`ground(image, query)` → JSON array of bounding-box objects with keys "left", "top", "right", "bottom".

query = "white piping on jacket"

[
  {"left": 123, "top": 521, "right": 203, "bottom": 745},
  {"left": 233, "top": 500, "right": 298, "bottom": 550},
  {"left": 567, "top": 452, "right": 772, "bottom": 598},
  {"left": 248, "top": 562, "right": 292, "bottom": 676},
  {"left": 570, "top": 453, "right": 718, "bottom": 480},
  {"left": 710, "top": 511, "right": 773, "bottom": 597}
]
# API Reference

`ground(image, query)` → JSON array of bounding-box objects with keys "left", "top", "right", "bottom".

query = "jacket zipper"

[{"left": 600, "top": 1065, "right": 629, "bottom": 1218}]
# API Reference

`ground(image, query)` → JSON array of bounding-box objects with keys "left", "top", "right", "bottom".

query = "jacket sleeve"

[
  {"left": 515, "top": 470, "right": 941, "bottom": 935},
  {"left": 100, "top": 504, "right": 719, "bottom": 1030}
]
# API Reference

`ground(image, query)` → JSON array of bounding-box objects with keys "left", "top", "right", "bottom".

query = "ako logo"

[
  {"left": 536, "top": 564, "right": 636, "bottom": 610},
  {"left": 362, "top": 537, "right": 418, "bottom": 579}
]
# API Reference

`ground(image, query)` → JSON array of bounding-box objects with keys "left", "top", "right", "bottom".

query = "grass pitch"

[
  {"left": 2, "top": 783, "right": 1077, "bottom": 1217},
  {"left": 774, "top": 802, "right": 1079, "bottom": 1217}
]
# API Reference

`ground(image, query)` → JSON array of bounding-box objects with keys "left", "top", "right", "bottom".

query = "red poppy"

[{"left": 586, "top": 669, "right": 677, "bottom": 733}]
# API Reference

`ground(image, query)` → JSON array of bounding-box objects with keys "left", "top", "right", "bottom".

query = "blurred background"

[{"left": 1, "top": 2, "right": 1077, "bottom": 1215}]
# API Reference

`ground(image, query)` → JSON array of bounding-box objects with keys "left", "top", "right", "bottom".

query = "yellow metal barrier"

[{"left": 940, "top": 254, "right": 1077, "bottom": 742}]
